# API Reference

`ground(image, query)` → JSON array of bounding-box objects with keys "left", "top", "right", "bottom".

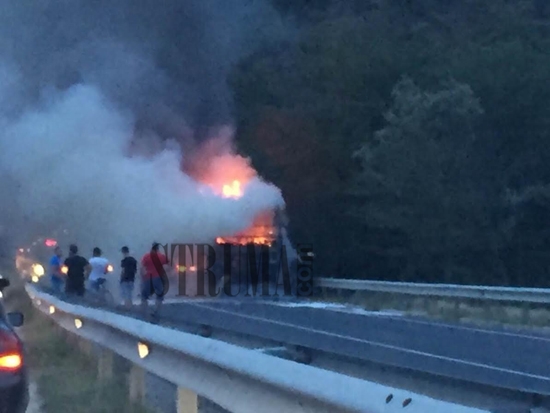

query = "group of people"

[{"left": 48, "top": 242, "right": 170, "bottom": 316}]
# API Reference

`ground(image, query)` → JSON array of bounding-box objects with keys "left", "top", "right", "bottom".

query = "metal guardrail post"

[
  {"left": 98, "top": 347, "right": 114, "bottom": 381},
  {"left": 423, "top": 296, "right": 433, "bottom": 314},
  {"left": 452, "top": 299, "right": 461, "bottom": 320},
  {"left": 521, "top": 302, "right": 530, "bottom": 325},
  {"left": 78, "top": 336, "right": 93, "bottom": 356},
  {"left": 177, "top": 387, "right": 198, "bottom": 413},
  {"left": 129, "top": 364, "right": 146, "bottom": 404},
  {"left": 482, "top": 299, "right": 494, "bottom": 320}
]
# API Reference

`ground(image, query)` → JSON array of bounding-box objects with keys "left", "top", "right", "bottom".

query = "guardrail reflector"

[
  {"left": 49, "top": 306, "right": 55, "bottom": 314},
  {"left": 75, "top": 319, "right": 83, "bottom": 329},
  {"left": 138, "top": 342, "right": 149, "bottom": 359}
]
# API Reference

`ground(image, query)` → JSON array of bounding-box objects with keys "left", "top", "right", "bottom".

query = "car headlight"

[{"left": 32, "top": 264, "right": 45, "bottom": 277}]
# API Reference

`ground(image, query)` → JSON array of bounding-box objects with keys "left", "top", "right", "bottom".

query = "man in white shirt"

[{"left": 88, "top": 247, "right": 110, "bottom": 292}]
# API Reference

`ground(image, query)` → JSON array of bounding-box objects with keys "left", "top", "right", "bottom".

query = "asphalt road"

[
  {"left": 27, "top": 274, "right": 550, "bottom": 398},
  {"left": 156, "top": 298, "right": 550, "bottom": 396}
]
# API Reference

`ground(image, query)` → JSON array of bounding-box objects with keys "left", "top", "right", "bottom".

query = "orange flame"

[
  {"left": 222, "top": 180, "right": 242, "bottom": 199},
  {"left": 215, "top": 211, "right": 276, "bottom": 246},
  {"left": 216, "top": 236, "right": 273, "bottom": 246},
  {"left": 187, "top": 139, "right": 277, "bottom": 246}
]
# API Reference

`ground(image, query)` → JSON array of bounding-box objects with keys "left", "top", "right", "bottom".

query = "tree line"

[{"left": 228, "top": 0, "right": 550, "bottom": 287}]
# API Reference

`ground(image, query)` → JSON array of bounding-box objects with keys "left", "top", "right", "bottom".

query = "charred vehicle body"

[{"left": 172, "top": 207, "right": 298, "bottom": 298}]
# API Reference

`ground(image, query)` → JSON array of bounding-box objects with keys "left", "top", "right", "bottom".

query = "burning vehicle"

[
  {"left": 170, "top": 204, "right": 297, "bottom": 298},
  {"left": 213, "top": 206, "right": 296, "bottom": 296},
  {"left": 167, "top": 147, "right": 298, "bottom": 298},
  {"left": 170, "top": 160, "right": 297, "bottom": 297}
]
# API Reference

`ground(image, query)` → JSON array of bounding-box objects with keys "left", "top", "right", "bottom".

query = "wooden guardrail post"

[{"left": 177, "top": 387, "right": 198, "bottom": 413}]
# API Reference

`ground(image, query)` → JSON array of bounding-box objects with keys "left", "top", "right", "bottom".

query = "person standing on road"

[
  {"left": 88, "top": 247, "right": 110, "bottom": 292},
  {"left": 48, "top": 246, "right": 64, "bottom": 294},
  {"left": 64, "top": 244, "right": 91, "bottom": 297},
  {"left": 120, "top": 246, "right": 137, "bottom": 308},
  {"left": 140, "top": 242, "right": 170, "bottom": 317}
]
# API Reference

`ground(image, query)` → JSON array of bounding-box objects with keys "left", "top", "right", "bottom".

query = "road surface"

[
  {"left": 153, "top": 298, "right": 550, "bottom": 396},
  {"left": 26, "top": 381, "right": 43, "bottom": 413}
]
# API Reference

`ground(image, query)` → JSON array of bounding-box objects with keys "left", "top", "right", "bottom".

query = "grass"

[
  {"left": 4, "top": 271, "right": 153, "bottom": 413},
  {"left": 315, "top": 289, "right": 550, "bottom": 330}
]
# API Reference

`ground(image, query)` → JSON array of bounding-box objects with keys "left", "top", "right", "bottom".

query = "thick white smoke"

[
  {"left": 0, "top": 0, "right": 294, "bottom": 265},
  {"left": 0, "top": 78, "right": 284, "bottom": 259}
]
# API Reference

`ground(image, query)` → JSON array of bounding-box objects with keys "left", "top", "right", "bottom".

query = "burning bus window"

[{"left": 215, "top": 210, "right": 278, "bottom": 246}]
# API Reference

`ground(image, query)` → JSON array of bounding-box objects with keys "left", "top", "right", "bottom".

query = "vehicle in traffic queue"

[
  {"left": 16, "top": 237, "right": 58, "bottom": 285},
  {"left": 0, "top": 276, "right": 28, "bottom": 413}
]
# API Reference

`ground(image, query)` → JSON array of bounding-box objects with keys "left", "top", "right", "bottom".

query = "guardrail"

[
  {"left": 316, "top": 278, "right": 550, "bottom": 304},
  {"left": 25, "top": 284, "right": 488, "bottom": 413}
]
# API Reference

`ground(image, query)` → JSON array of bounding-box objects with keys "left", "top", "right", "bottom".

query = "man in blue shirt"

[{"left": 49, "top": 246, "right": 64, "bottom": 294}]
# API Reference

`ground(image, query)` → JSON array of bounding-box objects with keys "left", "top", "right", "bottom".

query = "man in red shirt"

[{"left": 140, "top": 242, "right": 170, "bottom": 317}]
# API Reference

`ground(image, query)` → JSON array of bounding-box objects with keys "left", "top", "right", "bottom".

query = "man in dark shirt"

[
  {"left": 120, "top": 246, "right": 137, "bottom": 308},
  {"left": 63, "top": 244, "right": 91, "bottom": 297}
]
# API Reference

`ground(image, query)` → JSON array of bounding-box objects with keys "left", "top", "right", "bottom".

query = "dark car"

[{"left": 0, "top": 277, "right": 28, "bottom": 413}]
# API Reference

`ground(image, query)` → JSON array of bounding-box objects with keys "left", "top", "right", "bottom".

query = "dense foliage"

[{"left": 229, "top": 0, "right": 550, "bottom": 286}]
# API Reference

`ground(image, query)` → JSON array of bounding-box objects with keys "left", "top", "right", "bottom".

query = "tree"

[
  {"left": 350, "top": 77, "right": 502, "bottom": 282},
  {"left": 534, "top": 0, "right": 549, "bottom": 18},
  {"left": 229, "top": 15, "right": 410, "bottom": 273},
  {"left": 229, "top": 0, "right": 550, "bottom": 280},
  {"left": 503, "top": 185, "right": 550, "bottom": 287}
]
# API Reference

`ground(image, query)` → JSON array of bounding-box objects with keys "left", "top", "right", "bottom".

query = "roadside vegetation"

[
  {"left": 318, "top": 289, "right": 550, "bottom": 330},
  {"left": 4, "top": 271, "right": 152, "bottom": 413},
  {"left": 232, "top": 0, "right": 550, "bottom": 286}
]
